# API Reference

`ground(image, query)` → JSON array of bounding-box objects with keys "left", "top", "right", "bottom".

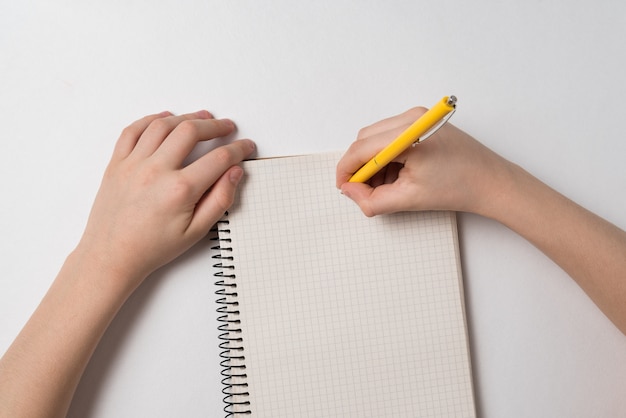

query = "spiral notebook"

[{"left": 214, "top": 152, "right": 475, "bottom": 417}]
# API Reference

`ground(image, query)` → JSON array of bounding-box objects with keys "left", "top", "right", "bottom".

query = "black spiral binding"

[{"left": 212, "top": 217, "right": 251, "bottom": 416}]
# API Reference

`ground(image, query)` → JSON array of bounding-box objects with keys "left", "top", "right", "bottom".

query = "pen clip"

[{"left": 412, "top": 99, "right": 457, "bottom": 146}]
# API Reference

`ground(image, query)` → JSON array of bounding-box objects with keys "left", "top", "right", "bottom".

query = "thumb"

[
  {"left": 340, "top": 182, "right": 407, "bottom": 217},
  {"left": 189, "top": 165, "right": 244, "bottom": 237}
]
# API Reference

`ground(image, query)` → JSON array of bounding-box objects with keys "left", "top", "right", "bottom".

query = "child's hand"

[
  {"left": 337, "top": 106, "right": 514, "bottom": 218},
  {"left": 76, "top": 110, "right": 255, "bottom": 287}
]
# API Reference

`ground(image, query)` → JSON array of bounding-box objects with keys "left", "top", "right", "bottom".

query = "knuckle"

[
  {"left": 405, "top": 106, "right": 428, "bottom": 119},
  {"left": 357, "top": 118, "right": 383, "bottom": 140},
  {"left": 356, "top": 197, "right": 381, "bottom": 218},
  {"left": 346, "top": 140, "right": 362, "bottom": 154},
  {"left": 356, "top": 126, "right": 372, "bottom": 140},
  {"left": 212, "top": 146, "right": 236, "bottom": 164},
  {"left": 213, "top": 188, "right": 235, "bottom": 212},
  {"left": 135, "top": 164, "right": 161, "bottom": 187},
  {"left": 148, "top": 117, "right": 171, "bottom": 133},
  {"left": 176, "top": 120, "right": 200, "bottom": 138},
  {"left": 361, "top": 204, "right": 376, "bottom": 218},
  {"left": 169, "top": 174, "right": 194, "bottom": 200},
  {"left": 120, "top": 124, "right": 140, "bottom": 139}
]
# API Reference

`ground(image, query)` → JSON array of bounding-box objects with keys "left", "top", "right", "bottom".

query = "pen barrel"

[
  {"left": 349, "top": 96, "right": 455, "bottom": 183},
  {"left": 348, "top": 158, "right": 382, "bottom": 183}
]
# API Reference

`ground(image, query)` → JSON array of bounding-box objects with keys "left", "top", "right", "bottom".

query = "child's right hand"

[{"left": 336, "top": 106, "right": 516, "bottom": 219}]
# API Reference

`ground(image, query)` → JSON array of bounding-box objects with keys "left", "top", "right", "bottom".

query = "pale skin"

[
  {"left": 0, "top": 110, "right": 256, "bottom": 418},
  {"left": 336, "top": 106, "right": 626, "bottom": 334},
  {"left": 1, "top": 106, "right": 625, "bottom": 417}
]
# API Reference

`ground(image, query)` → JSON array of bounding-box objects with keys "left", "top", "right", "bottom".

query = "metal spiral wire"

[{"left": 212, "top": 218, "right": 251, "bottom": 416}]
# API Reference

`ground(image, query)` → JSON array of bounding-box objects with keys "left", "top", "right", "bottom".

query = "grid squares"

[{"left": 221, "top": 153, "right": 475, "bottom": 417}]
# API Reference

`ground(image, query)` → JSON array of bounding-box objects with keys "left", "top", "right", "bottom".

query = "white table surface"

[{"left": 1, "top": 1, "right": 625, "bottom": 417}]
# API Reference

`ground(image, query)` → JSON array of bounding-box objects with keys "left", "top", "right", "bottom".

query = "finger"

[
  {"left": 336, "top": 138, "right": 383, "bottom": 187},
  {"left": 186, "top": 165, "right": 244, "bottom": 239},
  {"left": 131, "top": 110, "right": 214, "bottom": 158},
  {"left": 154, "top": 118, "right": 236, "bottom": 168},
  {"left": 357, "top": 106, "right": 427, "bottom": 140},
  {"left": 113, "top": 111, "right": 172, "bottom": 160},
  {"left": 340, "top": 181, "right": 410, "bottom": 217},
  {"left": 336, "top": 122, "right": 412, "bottom": 187},
  {"left": 182, "top": 139, "right": 256, "bottom": 197}
]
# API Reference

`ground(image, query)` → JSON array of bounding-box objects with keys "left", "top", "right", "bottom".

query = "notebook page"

[{"left": 221, "top": 152, "right": 475, "bottom": 417}]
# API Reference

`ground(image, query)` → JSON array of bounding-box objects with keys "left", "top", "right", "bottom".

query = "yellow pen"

[{"left": 349, "top": 95, "right": 457, "bottom": 183}]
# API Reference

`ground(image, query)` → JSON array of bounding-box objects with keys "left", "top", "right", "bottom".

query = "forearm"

[
  {"left": 0, "top": 111, "right": 253, "bottom": 417},
  {"left": 487, "top": 164, "right": 626, "bottom": 333},
  {"left": 338, "top": 107, "right": 626, "bottom": 334},
  {"left": 0, "top": 249, "right": 138, "bottom": 418}
]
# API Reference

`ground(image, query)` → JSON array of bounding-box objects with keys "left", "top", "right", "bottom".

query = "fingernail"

[
  {"left": 158, "top": 110, "right": 173, "bottom": 117},
  {"left": 195, "top": 110, "right": 213, "bottom": 119},
  {"left": 229, "top": 166, "right": 244, "bottom": 184},
  {"left": 220, "top": 118, "right": 235, "bottom": 129}
]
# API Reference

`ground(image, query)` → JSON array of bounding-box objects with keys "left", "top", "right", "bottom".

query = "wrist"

[
  {"left": 477, "top": 160, "right": 547, "bottom": 231},
  {"left": 0, "top": 244, "right": 144, "bottom": 418},
  {"left": 472, "top": 159, "right": 528, "bottom": 222},
  {"left": 67, "top": 243, "right": 146, "bottom": 298}
]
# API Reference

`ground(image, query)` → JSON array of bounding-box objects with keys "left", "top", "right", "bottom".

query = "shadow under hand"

[{"left": 67, "top": 235, "right": 216, "bottom": 417}]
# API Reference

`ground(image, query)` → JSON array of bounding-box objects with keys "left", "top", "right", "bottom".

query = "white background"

[{"left": 1, "top": 1, "right": 625, "bottom": 417}]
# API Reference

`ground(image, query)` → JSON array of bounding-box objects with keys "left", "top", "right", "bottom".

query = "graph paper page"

[{"left": 221, "top": 153, "right": 475, "bottom": 417}]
